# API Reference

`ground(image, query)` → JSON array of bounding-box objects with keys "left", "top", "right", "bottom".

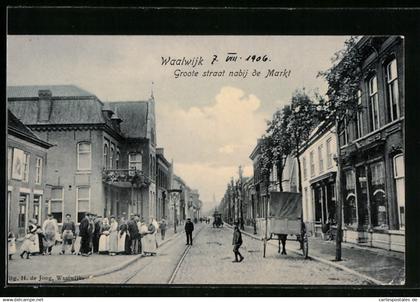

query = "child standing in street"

[
  {"left": 232, "top": 225, "right": 244, "bottom": 263},
  {"left": 8, "top": 232, "right": 16, "bottom": 260}
]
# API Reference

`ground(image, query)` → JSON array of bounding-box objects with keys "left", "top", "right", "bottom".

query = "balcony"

[{"left": 102, "top": 169, "right": 151, "bottom": 188}]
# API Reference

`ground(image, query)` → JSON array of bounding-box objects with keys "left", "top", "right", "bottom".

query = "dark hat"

[
  {"left": 65, "top": 213, "right": 71, "bottom": 217},
  {"left": 47, "top": 213, "right": 53, "bottom": 217}
]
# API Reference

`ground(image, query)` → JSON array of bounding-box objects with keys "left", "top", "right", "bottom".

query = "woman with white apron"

[
  {"left": 108, "top": 216, "right": 119, "bottom": 256},
  {"left": 142, "top": 217, "right": 158, "bottom": 256},
  {"left": 98, "top": 218, "right": 110, "bottom": 254}
]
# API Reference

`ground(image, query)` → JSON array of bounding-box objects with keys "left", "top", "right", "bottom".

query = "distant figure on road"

[
  {"left": 232, "top": 225, "right": 244, "bottom": 263},
  {"left": 159, "top": 218, "right": 167, "bottom": 241},
  {"left": 185, "top": 218, "right": 194, "bottom": 246}
]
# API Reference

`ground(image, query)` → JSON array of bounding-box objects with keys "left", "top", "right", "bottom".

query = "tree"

[
  {"left": 266, "top": 106, "right": 293, "bottom": 192},
  {"left": 317, "top": 36, "right": 365, "bottom": 261},
  {"left": 286, "top": 89, "right": 319, "bottom": 193}
]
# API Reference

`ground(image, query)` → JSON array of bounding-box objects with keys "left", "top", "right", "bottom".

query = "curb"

[
  {"left": 225, "top": 223, "right": 385, "bottom": 285},
  {"left": 72, "top": 230, "right": 184, "bottom": 282}
]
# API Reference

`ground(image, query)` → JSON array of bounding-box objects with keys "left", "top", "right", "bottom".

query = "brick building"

[
  {"left": 8, "top": 85, "right": 157, "bottom": 224},
  {"left": 7, "top": 110, "right": 52, "bottom": 237}
]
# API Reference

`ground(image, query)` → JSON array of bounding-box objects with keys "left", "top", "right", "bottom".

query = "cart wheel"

[{"left": 302, "top": 233, "right": 309, "bottom": 259}]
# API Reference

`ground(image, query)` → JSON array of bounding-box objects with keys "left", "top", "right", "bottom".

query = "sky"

[{"left": 7, "top": 35, "right": 350, "bottom": 213}]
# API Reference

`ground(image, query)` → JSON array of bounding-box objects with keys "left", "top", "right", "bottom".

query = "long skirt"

[
  {"left": 8, "top": 240, "right": 16, "bottom": 255},
  {"left": 142, "top": 233, "right": 157, "bottom": 254},
  {"left": 44, "top": 232, "right": 56, "bottom": 248},
  {"left": 98, "top": 234, "right": 110, "bottom": 253},
  {"left": 117, "top": 233, "right": 131, "bottom": 254},
  {"left": 109, "top": 231, "right": 118, "bottom": 253},
  {"left": 20, "top": 235, "right": 37, "bottom": 253}
]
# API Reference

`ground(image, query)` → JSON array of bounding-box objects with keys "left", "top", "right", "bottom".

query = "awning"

[{"left": 309, "top": 171, "right": 336, "bottom": 186}]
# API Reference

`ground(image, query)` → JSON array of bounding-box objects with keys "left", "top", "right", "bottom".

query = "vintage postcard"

[{"left": 6, "top": 34, "right": 405, "bottom": 286}]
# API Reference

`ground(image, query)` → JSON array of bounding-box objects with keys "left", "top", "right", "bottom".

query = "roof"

[
  {"left": 107, "top": 101, "right": 149, "bottom": 139},
  {"left": 7, "top": 85, "right": 96, "bottom": 98},
  {"left": 8, "top": 97, "right": 106, "bottom": 125},
  {"left": 8, "top": 110, "right": 52, "bottom": 149}
]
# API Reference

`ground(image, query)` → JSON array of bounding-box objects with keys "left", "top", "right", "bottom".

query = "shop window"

[
  {"left": 77, "top": 142, "right": 91, "bottom": 171},
  {"left": 393, "top": 154, "right": 405, "bottom": 228},
  {"left": 368, "top": 75, "right": 380, "bottom": 131},
  {"left": 344, "top": 170, "right": 357, "bottom": 226},
  {"left": 18, "top": 195, "right": 28, "bottom": 229},
  {"left": 356, "top": 166, "right": 369, "bottom": 227},
  {"left": 77, "top": 186, "right": 90, "bottom": 223},
  {"left": 370, "top": 161, "right": 388, "bottom": 228},
  {"left": 50, "top": 187, "right": 63, "bottom": 223},
  {"left": 386, "top": 59, "right": 400, "bottom": 122}
]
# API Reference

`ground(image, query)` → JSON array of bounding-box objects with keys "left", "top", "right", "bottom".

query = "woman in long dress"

[
  {"left": 117, "top": 221, "right": 131, "bottom": 255},
  {"left": 27, "top": 218, "right": 41, "bottom": 255},
  {"left": 142, "top": 217, "right": 158, "bottom": 256},
  {"left": 108, "top": 216, "right": 119, "bottom": 256},
  {"left": 20, "top": 223, "right": 38, "bottom": 259},
  {"left": 42, "top": 214, "right": 59, "bottom": 255},
  {"left": 98, "top": 218, "right": 110, "bottom": 254}
]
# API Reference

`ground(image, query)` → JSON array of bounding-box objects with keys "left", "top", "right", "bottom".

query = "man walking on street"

[
  {"left": 185, "top": 218, "right": 194, "bottom": 246},
  {"left": 232, "top": 225, "right": 244, "bottom": 262}
]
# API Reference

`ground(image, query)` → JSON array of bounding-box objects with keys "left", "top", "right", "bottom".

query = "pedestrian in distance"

[
  {"left": 232, "top": 225, "right": 244, "bottom": 263},
  {"left": 185, "top": 218, "right": 194, "bottom": 246},
  {"left": 138, "top": 218, "right": 148, "bottom": 255},
  {"left": 159, "top": 218, "right": 167, "bottom": 241},
  {"left": 8, "top": 231, "right": 16, "bottom": 260},
  {"left": 142, "top": 217, "right": 158, "bottom": 256},
  {"left": 60, "top": 214, "right": 76, "bottom": 255}
]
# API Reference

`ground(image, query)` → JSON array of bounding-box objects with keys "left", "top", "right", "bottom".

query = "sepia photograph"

[{"left": 6, "top": 34, "right": 405, "bottom": 287}]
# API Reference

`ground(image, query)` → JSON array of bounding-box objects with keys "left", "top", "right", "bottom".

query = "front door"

[{"left": 18, "top": 194, "right": 29, "bottom": 237}]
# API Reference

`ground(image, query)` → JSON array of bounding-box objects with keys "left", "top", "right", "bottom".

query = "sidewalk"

[
  {"left": 8, "top": 227, "right": 182, "bottom": 283},
  {"left": 238, "top": 224, "right": 405, "bottom": 285}
]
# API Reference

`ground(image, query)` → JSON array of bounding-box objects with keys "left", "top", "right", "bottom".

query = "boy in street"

[
  {"left": 60, "top": 214, "right": 76, "bottom": 255},
  {"left": 232, "top": 225, "right": 244, "bottom": 263}
]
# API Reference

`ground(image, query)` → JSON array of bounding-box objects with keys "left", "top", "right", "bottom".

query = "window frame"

[
  {"left": 309, "top": 150, "right": 315, "bottom": 177},
  {"left": 326, "top": 138, "right": 333, "bottom": 168},
  {"left": 76, "top": 186, "right": 91, "bottom": 223},
  {"left": 103, "top": 142, "right": 109, "bottom": 169},
  {"left": 50, "top": 187, "right": 64, "bottom": 223},
  {"left": 368, "top": 75, "right": 380, "bottom": 131},
  {"left": 356, "top": 90, "right": 364, "bottom": 138},
  {"left": 318, "top": 144, "right": 324, "bottom": 174},
  {"left": 77, "top": 142, "right": 92, "bottom": 171},
  {"left": 35, "top": 157, "right": 43, "bottom": 184},
  {"left": 110, "top": 144, "right": 115, "bottom": 169},
  {"left": 386, "top": 58, "right": 400, "bottom": 122},
  {"left": 302, "top": 157, "right": 307, "bottom": 180},
  {"left": 22, "top": 152, "right": 30, "bottom": 183},
  {"left": 393, "top": 154, "right": 405, "bottom": 229}
]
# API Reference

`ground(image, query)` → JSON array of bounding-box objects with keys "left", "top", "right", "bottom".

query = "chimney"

[{"left": 38, "top": 90, "right": 52, "bottom": 122}]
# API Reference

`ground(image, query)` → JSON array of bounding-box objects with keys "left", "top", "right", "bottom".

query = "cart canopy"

[{"left": 268, "top": 192, "right": 302, "bottom": 219}]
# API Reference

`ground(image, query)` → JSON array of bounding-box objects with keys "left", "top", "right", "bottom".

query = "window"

[
  {"left": 35, "top": 157, "right": 43, "bottom": 184},
  {"left": 129, "top": 153, "right": 143, "bottom": 176},
  {"left": 8, "top": 147, "right": 13, "bottom": 179},
  {"left": 368, "top": 75, "right": 380, "bottom": 131},
  {"left": 344, "top": 170, "right": 357, "bottom": 226},
  {"left": 50, "top": 187, "right": 63, "bottom": 223},
  {"left": 393, "top": 154, "right": 405, "bottom": 228},
  {"left": 23, "top": 152, "right": 30, "bottom": 182},
  {"left": 77, "top": 142, "right": 91, "bottom": 171},
  {"left": 103, "top": 143, "right": 109, "bottom": 169},
  {"left": 370, "top": 161, "right": 388, "bottom": 228},
  {"left": 318, "top": 144, "right": 324, "bottom": 173},
  {"left": 326, "top": 138, "right": 333, "bottom": 168},
  {"left": 18, "top": 194, "right": 28, "bottom": 229},
  {"left": 338, "top": 118, "right": 348, "bottom": 146},
  {"left": 386, "top": 59, "right": 400, "bottom": 122},
  {"left": 33, "top": 195, "right": 42, "bottom": 223},
  {"left": 77, "top": 186, "right": 90, "bottom": 223},
  {"left": 302, "top": 157, "right": 307, "bottom": 180},
  {"left": 110, "top": 144, "right": 115, "bottom": 169},
  {"left": 309, "top": 151, "right": 315, "bottom": 177},
  {"left": 12, "top": 148, "right": 24, "bottom": 180},
  {"left": 355, "top": 90, "right": 364, "bottom": 138},
  {"left": 116, "top": 149, "right": 120, "bottom": 169}
]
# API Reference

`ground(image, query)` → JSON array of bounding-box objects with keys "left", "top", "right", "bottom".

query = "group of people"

[{"left": 8, "top": 212, "right": 168, "bottom": 259}]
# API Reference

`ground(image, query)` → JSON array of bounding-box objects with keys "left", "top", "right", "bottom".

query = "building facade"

[
  {"left": 156, "top": 148, "right": 171, "bottom": 221},
  {"left": 298, "top": 122, "right": 337, "bottom": 236},
  {"left": 7, "top": 110, "right": 52, "bottom": 237},
  {"left": 8, "top": 85, "right": 157, "bottom": 225},
  {"left": 337, "top": 36, "right": 404, "bottom": 252}
]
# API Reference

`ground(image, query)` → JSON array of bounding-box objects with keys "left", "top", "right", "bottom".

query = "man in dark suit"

[
  {"left": 232, "top": 224, "right": 244, "bottom": 262},
  {"left": 79, "top": 212, "right": 92, "bottom": 256},
  {"left": 92, "top": 215, "right": 102, "bottom": 253},
  {"left": 184, "top": 218, "right": 194, "bottom": 246},
  {"left": 127, "top": 214, "right": 140, "bottom": 254}
]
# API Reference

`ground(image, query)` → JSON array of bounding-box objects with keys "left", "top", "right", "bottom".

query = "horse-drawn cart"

[{"left": 263, "top": 191, "right": 309, "bottom": 258}]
